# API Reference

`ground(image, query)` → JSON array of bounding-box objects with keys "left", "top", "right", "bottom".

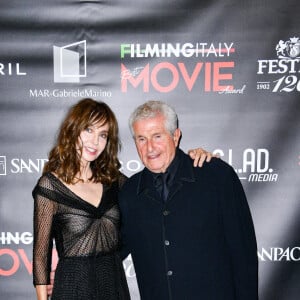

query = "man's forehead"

[
  {"left": 134, "top": 122, "right": 166, "bottom": 133},
  {"left": 134, "top": 115, "right": 165, "bottom": 126}
]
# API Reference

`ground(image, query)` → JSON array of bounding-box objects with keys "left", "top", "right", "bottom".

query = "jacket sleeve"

[
  {"left": 118, "top": 186, "right": 131, "bottom": 261},
  {"left": 221, "top": 166, "right": 258, "bottom": 300},
  {"left": 32, "top": 175, "right": 56, "bottom": 286}
]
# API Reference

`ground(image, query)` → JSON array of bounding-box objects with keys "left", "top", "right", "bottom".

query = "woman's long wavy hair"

[{"left": 43, "top": 98, "right": 121, "bottom": 185}]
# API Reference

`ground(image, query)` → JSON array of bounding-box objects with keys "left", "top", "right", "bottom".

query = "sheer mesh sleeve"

[{"left": 32, "top": 175, "right": 57, "bottom": 286}]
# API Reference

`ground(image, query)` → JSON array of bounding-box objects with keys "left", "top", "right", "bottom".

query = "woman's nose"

[{"left": 92, "top": 134, "right": 99, "bottom": 145}]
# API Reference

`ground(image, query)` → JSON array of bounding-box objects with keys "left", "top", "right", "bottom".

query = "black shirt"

[{"left": 152, "top": 148, "right": 181, "bottom": 201}]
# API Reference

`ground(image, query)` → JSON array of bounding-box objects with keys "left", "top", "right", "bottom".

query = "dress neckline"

[{"left": 47, "top": 172, "right": 104, "bottom": 209}]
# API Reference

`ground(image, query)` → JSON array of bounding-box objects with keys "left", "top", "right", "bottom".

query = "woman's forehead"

[{"left": 90, "top": 120, "right": 109, "bottom": 130}]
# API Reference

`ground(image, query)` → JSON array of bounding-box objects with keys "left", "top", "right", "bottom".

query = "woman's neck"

[{"left": 78, "top": 163, "right": 92, "bottom": 183}]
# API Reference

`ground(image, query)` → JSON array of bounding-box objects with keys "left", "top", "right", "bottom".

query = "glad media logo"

[{"left": 53, "top": 40, "right": 87, "bottom": 83}]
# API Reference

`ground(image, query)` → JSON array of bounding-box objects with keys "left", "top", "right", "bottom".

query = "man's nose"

[{"left": 146, "top": 139, "right": 154, "bottom": 151}]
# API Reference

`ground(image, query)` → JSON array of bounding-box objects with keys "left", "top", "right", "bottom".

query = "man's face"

[{"left": 132, "top": 113, "right": 181, "bottom": 173}]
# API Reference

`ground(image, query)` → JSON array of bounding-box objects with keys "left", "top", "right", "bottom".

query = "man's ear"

[{"left": 173, "top": 128, "right": 181, "bottom": 147}]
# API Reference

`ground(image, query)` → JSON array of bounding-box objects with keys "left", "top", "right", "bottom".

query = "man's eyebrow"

[{"left": 134, "top": 134, "right": 145, "bottom": 139}]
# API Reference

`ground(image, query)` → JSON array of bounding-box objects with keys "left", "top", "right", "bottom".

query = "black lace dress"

[{"left": 32, "top": 172, "right": 130, "bottom": 300}]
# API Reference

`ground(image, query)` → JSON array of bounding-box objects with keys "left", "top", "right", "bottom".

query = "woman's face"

[{"left": 77, "top": 121, "right": 109, "bottom": 165}]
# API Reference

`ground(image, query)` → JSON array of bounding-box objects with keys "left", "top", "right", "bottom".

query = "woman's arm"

[
  {"left": 35, "top": 285, "right": 48, "bottom": 300},
  {"left": 32, "top": 175, "right": 56, "bottom": 298}
]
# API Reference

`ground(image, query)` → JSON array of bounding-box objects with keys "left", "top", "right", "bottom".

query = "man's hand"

[{"left": 188, "top": 148, "right": 219, "bottom": 167}]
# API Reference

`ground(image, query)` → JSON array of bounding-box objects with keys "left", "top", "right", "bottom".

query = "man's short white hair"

[{"left": 129, "top": 100, "right": 178, "bottom": 137}]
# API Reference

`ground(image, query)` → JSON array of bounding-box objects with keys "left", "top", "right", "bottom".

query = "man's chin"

[{"left": 145, "top": 163, "right": 164, "bottom": 173}]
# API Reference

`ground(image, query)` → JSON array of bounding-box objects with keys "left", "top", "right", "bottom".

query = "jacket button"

[
  {"left": 167, "top": 270, "right": 173, "bottom": 276},
  {"left": 163, "top": 210, "right": 170, "bottom": 216},
  {"left": 165, "top": 240, "right": 170, "bottom": 246}
]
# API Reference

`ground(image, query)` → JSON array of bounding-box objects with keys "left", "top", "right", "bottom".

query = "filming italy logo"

[
  {"left": 120, "top": 42, "right": 245, "bottom": 93},
  {"left": 53, "top": 40, "right": 87, "bottom": 83}
]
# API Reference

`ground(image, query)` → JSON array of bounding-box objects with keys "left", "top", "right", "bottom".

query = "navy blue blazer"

[{"left": 119, "top": 149, "right": 258, "bottom": 300}]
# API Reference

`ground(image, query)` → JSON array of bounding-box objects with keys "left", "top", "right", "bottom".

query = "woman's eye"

[
  {"left": 85, "top": 127, "right": 92, "bottom": 133},
  {"left": 100, "top": 133, "right": 108, "bottom": 139}
]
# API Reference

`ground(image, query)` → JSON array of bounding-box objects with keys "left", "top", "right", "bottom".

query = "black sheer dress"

[{"left": 32, "top": 172, "right": 130, "bottom": 300}]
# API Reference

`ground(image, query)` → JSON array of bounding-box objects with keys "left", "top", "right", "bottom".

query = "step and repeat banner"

[{"left": 0, "top": 0, "right": 299, "bottom": 299}]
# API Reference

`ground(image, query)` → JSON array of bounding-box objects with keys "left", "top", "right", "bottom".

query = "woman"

[{"left": 32, "top": 98, "right": 212, "bottom": 300}]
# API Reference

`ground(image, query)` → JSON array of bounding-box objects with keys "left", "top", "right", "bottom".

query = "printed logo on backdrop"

[
  {"left": 0, "top": 156, "right": 48, "bottom": 175},
  {"left": 0, "top": 232, "right": 33, "bottom": 276},
  {"left": 120, "top": 42, "right": 246, "bottom": 94},
  {"left": 53, "top": 40, "right": 87, "bottom": 83},
  {"left": 258, "top": 247, "right": 300, "bottom": 262},
  {"left": 0, "top": 62, "right": 26, "bottom": 76},
  {"left": 29, "top": 40, "right": 112, "bottom": 99},
  {"left": 257, "top": 36, "right": 300, "bottom": 93},
  {"left": 0, "top": 156, "right": 6, "bottom": 175},
  {"left": 213, "top": 148, "right": 279, "bottom": 182}
]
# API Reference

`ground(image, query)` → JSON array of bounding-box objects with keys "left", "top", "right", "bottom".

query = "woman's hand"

[
  {"left": 46, "top": 270, "right": 55, "bottom": 297},
  {"left": 188, "top": 148, "right": 219, "bottom": 167}
]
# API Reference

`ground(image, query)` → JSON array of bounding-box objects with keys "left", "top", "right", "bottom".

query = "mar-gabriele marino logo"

[{"left": 257, "top": 37, "right": 300, "bottom": 92}]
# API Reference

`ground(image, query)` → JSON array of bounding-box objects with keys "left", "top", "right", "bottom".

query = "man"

[{"left": 119, "top": 100, "right": 258, "bottom": 300}]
